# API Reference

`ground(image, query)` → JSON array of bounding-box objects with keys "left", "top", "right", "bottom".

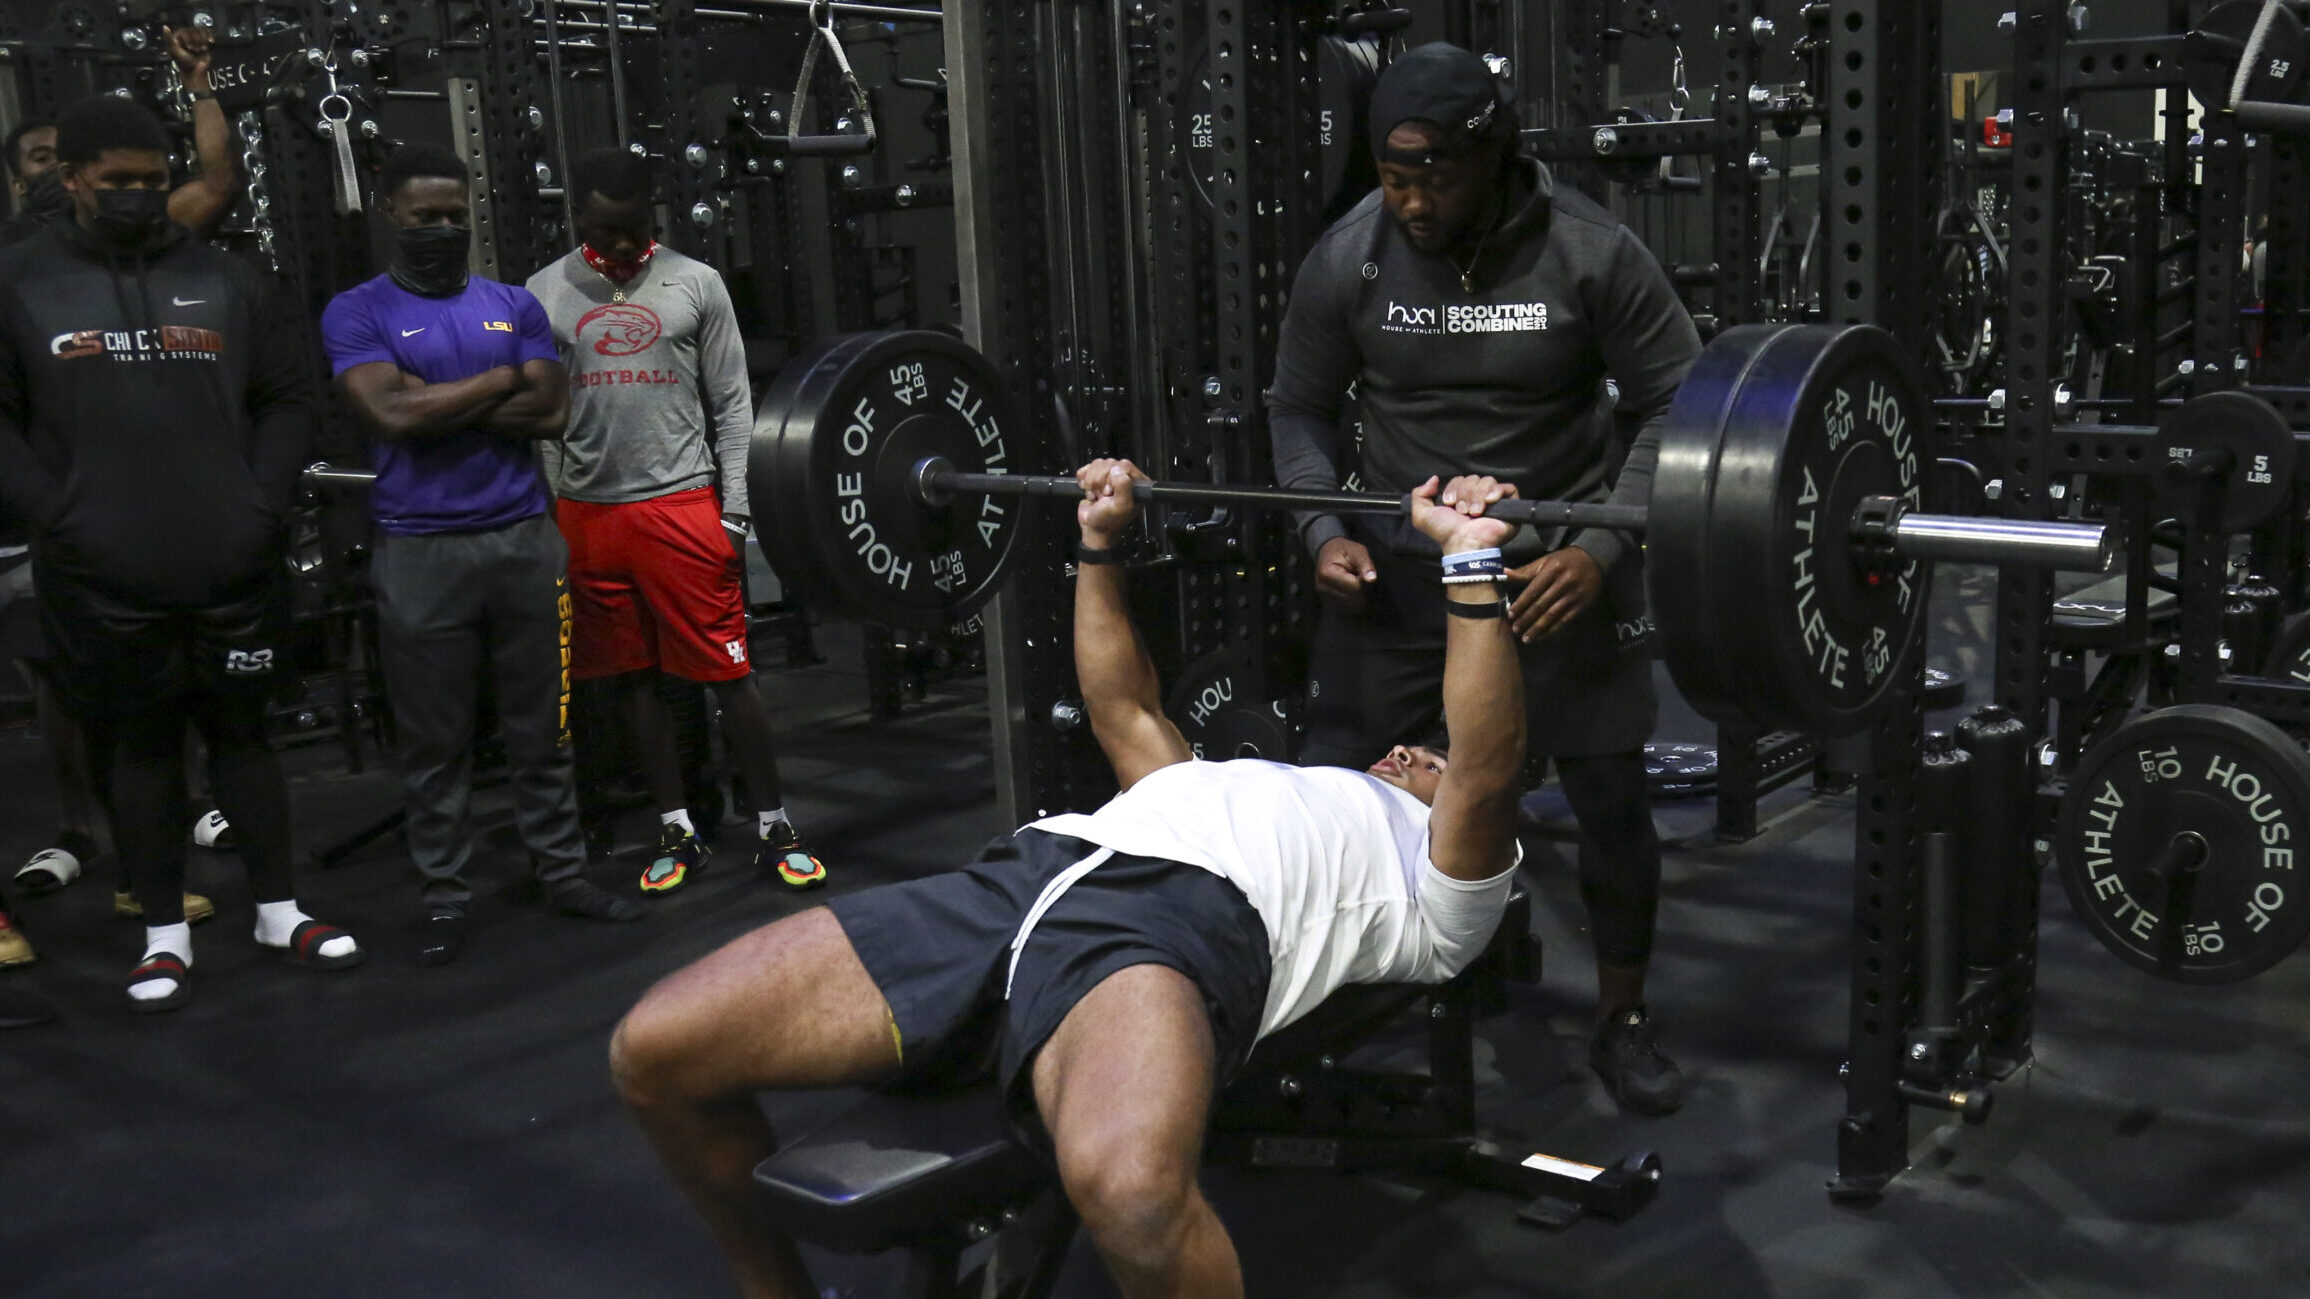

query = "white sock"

[
  {"left": 254, "top": 899, "right": 357, "bottom": 960},
  {"left": 662, "top": 808, "right": 696, "bottom": 837},
  {"left": 130, "top": 923, "right": 193, "bottom": 1002},
  {"left": 759, "top": 808, "right": 789, "bottom": 838}
]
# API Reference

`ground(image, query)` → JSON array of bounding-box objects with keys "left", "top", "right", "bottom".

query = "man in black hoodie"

[
  {"left": 1268, "top": 44, "right": 1700, "bottom": 1114},
  {"left": 0, "top": 97, "right": 362, "bottom": 1013}
]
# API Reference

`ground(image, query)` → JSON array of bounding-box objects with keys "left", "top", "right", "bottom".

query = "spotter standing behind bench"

[{"left": 612, "top": 461, "right": 1528, "bottom": 1299}]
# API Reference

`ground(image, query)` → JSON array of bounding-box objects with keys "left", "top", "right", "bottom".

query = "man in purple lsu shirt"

[{"left": 322, "top": 145, "right": 641, "bottom": 966}]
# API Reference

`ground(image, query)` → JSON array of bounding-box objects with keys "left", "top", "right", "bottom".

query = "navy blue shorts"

[{"left": 827, "top": 828, "right": 1271, "bottom": 1160}]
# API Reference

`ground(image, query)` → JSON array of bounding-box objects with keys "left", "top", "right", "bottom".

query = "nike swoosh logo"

[
  {"left": 401, "top": 328, "right": 425, "bottom": 337},
  {"left": 172, "top": 297, "right": 205, "bottom": 306}
]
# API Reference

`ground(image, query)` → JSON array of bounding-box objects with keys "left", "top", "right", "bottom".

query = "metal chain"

[{"left": 238, "top": 109, "right": 281, "bottom": 272}]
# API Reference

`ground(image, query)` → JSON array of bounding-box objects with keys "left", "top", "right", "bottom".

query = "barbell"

[{"left": 752, "top": 323, "right": 2114, "bottom": 738}]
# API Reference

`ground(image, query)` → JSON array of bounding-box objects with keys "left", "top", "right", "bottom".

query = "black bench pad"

[{"left": 753, "top": 1087, "right": 1047, "bottom": 1255}]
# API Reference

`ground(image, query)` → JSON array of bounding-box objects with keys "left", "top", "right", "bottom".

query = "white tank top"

[{"left": 1029, "top": 759, "right": 1518, "bottom": 1038}]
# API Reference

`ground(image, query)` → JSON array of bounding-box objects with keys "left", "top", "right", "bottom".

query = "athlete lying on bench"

[{"left": 610, "top": 460, "right": 1528, "bottom": 1299}]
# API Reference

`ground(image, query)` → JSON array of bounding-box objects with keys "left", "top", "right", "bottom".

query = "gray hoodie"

[{"left": 1267, "top": 158, "right": 1699, "bottom": 574}]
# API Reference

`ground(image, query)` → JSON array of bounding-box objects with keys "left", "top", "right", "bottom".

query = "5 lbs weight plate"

[
  {"left": 2152, "top": 390, "right": 2296, "bottom": 535},
  {"left": 2056, "top": 704, "right": 2310, "bottom": 983}
]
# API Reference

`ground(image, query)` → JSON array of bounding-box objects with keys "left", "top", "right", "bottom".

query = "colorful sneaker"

[
  {"left": 114, "top": 891, "right": 218, "bottom": 924},
  {"left": 0, "top": 912, "right": 34, "bottom": 968},
  {"left": 756, "top": 821, "right": 827, "bottom": 890},
  {"left": 641, "top": 825, "right": 712, "bottom": 894}
]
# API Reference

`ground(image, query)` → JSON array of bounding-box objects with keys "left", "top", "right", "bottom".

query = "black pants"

[
  {"left": 114, "top": 690, "right": 296, "bottom": 928},
  {"left": 372, "top": 515, "right": 586, "bottom": 908}
]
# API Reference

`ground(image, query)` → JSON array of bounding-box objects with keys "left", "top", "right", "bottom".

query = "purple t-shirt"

[{"left": 320, "top": 275, "right": 560, "bottom": 535}]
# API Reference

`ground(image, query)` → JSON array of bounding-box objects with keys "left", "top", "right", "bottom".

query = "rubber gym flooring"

[{"left": 4, "top": 565, "right": 2310, "bottom": 1298}]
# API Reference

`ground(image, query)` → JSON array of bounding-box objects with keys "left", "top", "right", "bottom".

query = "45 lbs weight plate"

[
  {"left": 749, "top": 331, "right": 1029, "bottom": 631},
  {"left": 2056, "top": 704, "right": 2310, "bottom": 983}
]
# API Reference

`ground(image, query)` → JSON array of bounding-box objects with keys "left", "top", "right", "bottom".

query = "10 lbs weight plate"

[
  {"left": 749, "top": 331, "right": 1028, "bottom": 631},
  {"left": 2056, "top": 704, "right": 2310, "bottom": 983}
]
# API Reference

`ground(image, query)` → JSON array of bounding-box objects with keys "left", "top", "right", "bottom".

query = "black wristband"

[
  {"left": 1075, "top": 544, "right": 1127, "bottom": 566},
  {"left": 190, "top": 90, "right": 216, "bottom": 101},
  {"left": 1443, "top": 598, "right": 1508, "bottom": 620}
]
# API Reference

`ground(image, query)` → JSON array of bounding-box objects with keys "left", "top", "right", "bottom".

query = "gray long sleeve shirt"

[
  {"left": 1267, "top": 159, "right": 1700, "bottom": 574},
  {"left": 526, "top": 246, "right": 756, "bottom": 516}
]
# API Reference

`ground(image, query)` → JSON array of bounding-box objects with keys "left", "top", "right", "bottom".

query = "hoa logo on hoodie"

[
  {"left": 49, "top": 326, "right": 226, "bottom": 361},
  {"left": 1379, "top": 300, "right": 1549, "bottom": 336}
]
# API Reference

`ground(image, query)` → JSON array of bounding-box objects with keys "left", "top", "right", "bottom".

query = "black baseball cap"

[{"left": 1369, "top": 42, "right": 1517, "bottom": 164}]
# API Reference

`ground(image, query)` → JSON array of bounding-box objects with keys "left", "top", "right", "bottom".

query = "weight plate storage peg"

[
  {"left": 1163, "top": 647, "right": 1294, "bottom": 763},
  {"left": 751, "top": 331, "right": 1027, "bottom": 631},
  {"left": 2056, "top": 704, "right": 2310, "bottom": 984},
  {"left": 1649, "top": 324, "right": 1930, "bottom": 737},
  {"left": 2151, "top": 390, "right": 2297, "bottom": 535},
  {"left": 2262, "top": 611, "right": 2310, "bottom": 685}
]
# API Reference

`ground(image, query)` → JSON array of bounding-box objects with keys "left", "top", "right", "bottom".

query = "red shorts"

[{"left": 557, "top": 487, "right": 751, "bottom": 683}]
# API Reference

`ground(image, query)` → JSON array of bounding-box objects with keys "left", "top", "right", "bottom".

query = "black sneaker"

[
  {"left": 755, "top": 821, "right": 827, "bottom": 890},
  {"left": 1590, "top": 1006, "right": 1686, "bottom": 1115},
  {"left": 551, "top": 879, "right": 646, "bottom": 922},
  {"left": 641, "top": 825, "right": 712, "bottom": 895}
]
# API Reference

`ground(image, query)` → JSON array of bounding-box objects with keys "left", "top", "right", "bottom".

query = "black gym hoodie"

[
  {"left": 1268, "top": 158, "right": 1700, "bottom": 571},
  {"left": 0, "top": 216, "right": 315, "bottom": 608}
]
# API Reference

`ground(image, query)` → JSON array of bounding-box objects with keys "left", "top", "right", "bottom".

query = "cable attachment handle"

[{"left": 765, "top": 0, "right": 880, "bottom": 157}]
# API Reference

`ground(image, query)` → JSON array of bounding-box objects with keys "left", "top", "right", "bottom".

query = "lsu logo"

[
  {"left": 224, "top": 648, "right": 275, "bottom": 675},
  {"left": 482, "top": 320, "right": 514, "bottom": 333},
  {"left": 575, "top": 302, "right": 664, "bottom": 357}
]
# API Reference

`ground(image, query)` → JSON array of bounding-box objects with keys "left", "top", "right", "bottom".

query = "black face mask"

[
  {"left": 21, "top": 170, "right": 70, "bottom": 223},
  {"left": 89, "top": 186, "right": 170, "bottom": 246},
  {"left": 390, "top": 223, "right": 472, "bottom": 297}
]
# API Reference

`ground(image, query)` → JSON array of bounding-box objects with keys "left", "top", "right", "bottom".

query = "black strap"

[
  {"left": 1444, "top": 597, "right": 1508, "bottom": 620},
  {"left": 1075, "top": 544, "right": 1128, "bottom": 566}
]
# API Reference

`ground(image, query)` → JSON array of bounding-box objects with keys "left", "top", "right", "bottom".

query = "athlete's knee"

[
  {"left": 609, "top": 980, "right": 708, "bottom": 1109},
  {"left": 1057, "top": 1132, "right": 1201, "bottom": 1267}
]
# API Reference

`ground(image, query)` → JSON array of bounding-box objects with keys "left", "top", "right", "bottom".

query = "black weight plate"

[
  {"left": 2187, "top": 0, "right": 2307, "bottom": 110},
  {"left": 1186, "top": 34, "right": 1380, "bottom": 220},
  {"left": 2057, "top": 704, "right": 2310, "bottom": 984},
  {"left": 1649, "top": 323, "right": 1791, "bottom": 731},
  {"left": 1164, "top": 647, "right": 1293, "bottom": 763},
  {"left": 1644, "top": 742, "right": 1718, "bottom": 800},
  {"left": 2153, "top": 390, "right": 2297, "bottom": 534},
  {"left": 1671, "top": 324, "right": 1929, "bottom": 737},
  {"left": 749, "top": 331, "right": 1027, "bottom": 631},
  {"left": 1923, "top": 666, "right": 1966, "bottom": 710},
  {"left": 2263, "top": 611, "right": 2310, "bottom": 684}
]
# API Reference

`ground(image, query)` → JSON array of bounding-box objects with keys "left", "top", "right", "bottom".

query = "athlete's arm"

[
  {"left": 336, "top": 361, "right": 520, "bottom": 443},
  {"left": 244, "top": 282, "right": 318, "bottom": 512},
  {"left": 0, "top": 308, "right": 63, "bottom": 533},
  {"left": 481, "top": 359, "right": 570, "bottom": 439},
  {"left": 1074, "top": 458, "right": 1192, "bottom": 790},
  {"left": 483, "top": 290, "right": 570, "bottom": 439},
  {"left": 1414, "top": 475, "right": 1526, "bottom": 883},
  {"left": 696, "top": 273, "right": 756, "bottom": 519},
  {"left": 163, "top": 26, "right": 241, "bottom": 240}
]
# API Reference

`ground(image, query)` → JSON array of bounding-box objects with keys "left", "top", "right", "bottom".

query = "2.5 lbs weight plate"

[
  {"left": 749, "top": 331, "right": 1028, "bottom": 631},
  {"left": 2056, "top": 704, "right": 2310, "bottom": 983}
]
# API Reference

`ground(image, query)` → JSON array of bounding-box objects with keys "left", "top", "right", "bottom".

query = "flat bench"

[
  {"left": 2047, "top": 566, "right": 2178, "bottom": 651},
  {"left": 755, "top": 892, "right": 1662, "bottom": 1298}
]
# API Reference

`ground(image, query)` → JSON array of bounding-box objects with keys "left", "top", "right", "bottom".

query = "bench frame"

[{"left": 754, "top": 892, "right": 1661, "bottom": 1297}]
